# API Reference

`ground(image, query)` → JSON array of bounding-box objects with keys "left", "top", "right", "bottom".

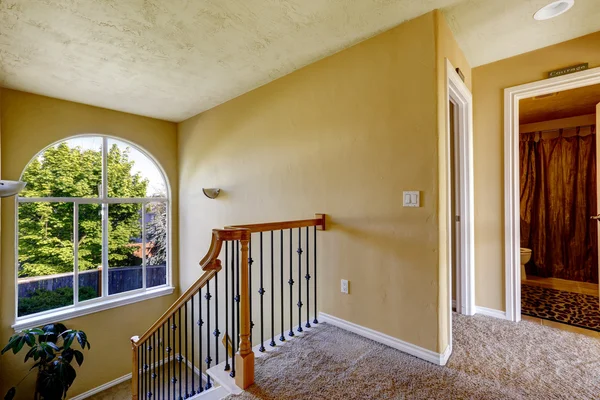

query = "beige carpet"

[{"left": 226, "top": 314, "right": 600, "bottom": 400}]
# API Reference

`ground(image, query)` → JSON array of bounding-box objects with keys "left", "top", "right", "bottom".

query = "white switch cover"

[
  {"left": 403, "top": 191, "right": 420, "bottom": 207},
  {"left": 341, "top": 279, "right": 349, "bottom": 294}
]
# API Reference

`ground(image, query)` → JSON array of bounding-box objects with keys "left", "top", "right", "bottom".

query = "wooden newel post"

[
  {"left": 131, "top": 336, "right": 139, "bottom": 400},
  {"left": 235, "top": 236, "right": 255, "bottom": 389}
]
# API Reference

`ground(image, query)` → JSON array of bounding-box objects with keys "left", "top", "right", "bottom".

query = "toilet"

[{"left": 520, "top": 248, "right": 532, "bottom": 280}]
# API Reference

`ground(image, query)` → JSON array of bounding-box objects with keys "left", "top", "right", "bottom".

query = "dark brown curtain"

[{"left": 520, "top": 126, "right": 598, "bottom": 283}]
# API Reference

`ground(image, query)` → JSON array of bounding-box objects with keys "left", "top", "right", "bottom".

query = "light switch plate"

[
  {"left": 341, "top": 279, "right": 349, "bottom": 294},
  {"left": 403, "top": 191, "right": 420, "bottom": 207}
]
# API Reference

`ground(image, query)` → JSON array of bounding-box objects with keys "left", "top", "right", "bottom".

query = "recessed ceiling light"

[{"left": 533, "top": 0, "right": 575, "bottom": 21}]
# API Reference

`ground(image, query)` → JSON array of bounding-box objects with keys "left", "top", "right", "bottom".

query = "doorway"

[
  {"left": 504, "top": 66, "right": 600, "bottom": 324},
  {"left": 446, "top": 60, "right": 475, "bottom": 319},
  {"left": 519, "top": 85, "right": 600, "bottom": 332}
]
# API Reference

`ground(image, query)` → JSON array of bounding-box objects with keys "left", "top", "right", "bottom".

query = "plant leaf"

[
  {"left": 1, "top": 334, "right": 23, "bottom": 354},
  {"left": 14, "top": 337, "right": 27, "bottom": 354},
  {"left": 46, "top": 342, "right": 60, "bottom": 351},
  {"left": 73, "top": 350, "right": 84, "bottom": 366},
  {"left": 24, "top": 333, "right": 35, "bottom": 347},
  {"left": 75, "top": 331, "right": 88, "bottom": 349},
  {"left": 24, "top": 346, "right": 37, "bottom": 363},
  {"left": 4, "top": 387, "right": 16, "bottom": 400},
  {"left": 61, "top": 349, "right": 74, "bottom": 364},
  {"left": 62, "top": 332, "right": 75, "bottom": 350}
]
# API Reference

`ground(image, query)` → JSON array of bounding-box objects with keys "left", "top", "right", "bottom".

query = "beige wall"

[
  {"left": 472, "top": 31, "right": 600, "bottom": 310},
  {"left": 434, "top": 10, "right": 472, "bottom": 352},
  {"left": 179, "top": 11, "right": 467, "bottom": 354},
  {"left": 0, "top": 89, "right": 179, "bottom": 399}
]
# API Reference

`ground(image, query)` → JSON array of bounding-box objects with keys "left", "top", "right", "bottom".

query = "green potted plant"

[{"left": 1, "top": 323, "right": 91, "bottom": 400}]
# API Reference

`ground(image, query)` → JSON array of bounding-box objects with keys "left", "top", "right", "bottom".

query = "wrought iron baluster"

[
  {"left": 279, "top": 230, "right": 285, "bottom": 342},
  {"left": 162, "top": 323, "right": 166, "bottom": 400},
  {"left": 270, "top": 230, "right": 276, "bottom": 347},
  {"left": 305, "top": 227, "right": 311, "bottom": 328},
  {"left": 297, "top": 227, "right": 303, "bottom": 333},
  {"left": 288, "top": 228, "right": 294, "bottom": 337},
  {"left": 198, "top": 288, "right": 204, "bottom": 393},
  {"left": 167, "top": 316, "right": 171, "bottom": 399},
  {"left": 152, "top": 332, "right": 156, "bottom": 399},
  {"left": 191, "top": 294, "right": 195, "bottom": 396},
  {"left": 142, "top": 341, "right": 145, "bottom": 400},
  {"left": 314, "top": 225, "right": 319, "bottom": 324},
  {"left": 156, "top": 332, "right": 159, "bottom": 398},
  {"left": 214, "top": 271, "right": 220, "bottom": 367},
  {"left": 205, "top": 280, "right": 212, "bottom": 390},
  {"left": 224, "top": 242, "right": 230, "bottom": 371},
  {"left": 178, "top": 308, "right": 182, "bottom": 398},
  {"left": 184, "top": 302, "right": 189, "bottom": 398},
  {"left": 259, "top": 232, "right": 265, "bottom": 352},
  {"left": 137, "top": 340, "right": 141, "bottom": 399},
  {"left": 172, "top": 313, "right": 177, "bottom": 400}
]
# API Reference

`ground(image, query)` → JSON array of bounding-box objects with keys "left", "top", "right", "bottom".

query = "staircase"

[{"left": 131, "top": 214, "right": 326, "bottom": 399}]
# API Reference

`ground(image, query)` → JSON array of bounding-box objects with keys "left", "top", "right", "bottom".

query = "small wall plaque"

[
  {"left": 455, "top": 68, "right": 465, "bottom": 82},
  {"left": 548, "top": 63, "right": 588, "bottom": 78}
]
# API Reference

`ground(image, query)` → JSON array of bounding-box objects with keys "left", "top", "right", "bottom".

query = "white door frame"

[
  {"left": 503, "top": 66, "right": 600, "bottom": 322},
  {"left": 446, "top": 60, "right": 475, "bottom": 316}
]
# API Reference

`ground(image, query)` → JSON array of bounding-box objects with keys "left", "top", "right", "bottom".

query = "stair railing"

[{"left": 131, "top": 214, "right": 326, "bottom": 399}]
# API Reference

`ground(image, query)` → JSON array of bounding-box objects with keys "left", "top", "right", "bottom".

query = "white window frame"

[{"left": 13, "top": 135, "right": 174, "bottom": 331}]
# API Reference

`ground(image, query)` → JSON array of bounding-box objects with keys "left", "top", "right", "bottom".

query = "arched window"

[{"left": 16, "top": 135, "right": 171, "bottom": 323}]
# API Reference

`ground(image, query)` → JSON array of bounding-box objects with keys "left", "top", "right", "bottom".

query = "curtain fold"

[{"left": 520, "top": 126, "right": 598, "bottom": 283}]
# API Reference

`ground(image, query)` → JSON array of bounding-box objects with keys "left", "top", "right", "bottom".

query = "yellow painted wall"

[
  {"left": 0, "top": 89, "right": 179, "bottom": 399},
  {"left": 178, "top": 11, "right": 460, "bottom": 354},
  {"left": 472, "top": 31, "right": 600, "bottom": 310},
  {"left": 434, "top": 10, "right": 471, "bottom": 353}
]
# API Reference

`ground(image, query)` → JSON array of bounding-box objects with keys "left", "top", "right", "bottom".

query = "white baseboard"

[
  {"left": 475, "top": 306, "right": 507, "bottom": 320},
  {"left": 319, "top": 312, "right": 451, "bottom": 366},
  {"left": 69, "top": 373, "right": 131, "bottom": 400}
]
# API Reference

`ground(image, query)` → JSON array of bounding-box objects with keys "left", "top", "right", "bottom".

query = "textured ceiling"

[
  {"left": 444, "top": 0, "right": 600, "bottom": 68},
  {"left": 520, "top": 84, "right": 600, "bottom": 124},
  {"left": 1, "top": 0, "right": 599, "bottom": 122}
]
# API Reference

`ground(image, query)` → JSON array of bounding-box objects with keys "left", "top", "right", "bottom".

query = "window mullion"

[
  {"left": 102, "top": 137, "right": 109, "bottom": 298},
  {"left": 73, "top": 204, "right": 79, "bottom": 306},
  {"left": 142, "top": 205, "right": 147, "bottom": 290}
]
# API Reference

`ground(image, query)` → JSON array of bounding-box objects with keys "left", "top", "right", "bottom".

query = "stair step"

[
  {"left": 206, "top": 323, "right": 323, "bottom": 395},
  {"left": 187, "top": 386, "right": 229, "bottom": 400}
]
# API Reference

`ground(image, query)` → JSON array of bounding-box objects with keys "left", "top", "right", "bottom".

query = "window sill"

[{"left": 12, "top": 286, "right": 175, "bottom": 331}]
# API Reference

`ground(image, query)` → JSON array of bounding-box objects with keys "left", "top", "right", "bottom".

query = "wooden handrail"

[
  {"left": 132, "top": 269, "right": 217, "bottom": 346},
  {"left": 226, "top": 213, "right": 326, "bottom": 232}
]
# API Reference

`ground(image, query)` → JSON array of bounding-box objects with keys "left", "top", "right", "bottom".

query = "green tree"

[
  {"left": 18, "top": 143, "right": 148, "bottom": 277},
  {"left": 146, "top": 200, "right": 167, "bottom": 266}
]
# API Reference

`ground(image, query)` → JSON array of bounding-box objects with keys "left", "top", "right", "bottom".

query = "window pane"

[
  {"left": 78, "top": 204, "right": 102, "bottom": 302},
  {"left": 21, "top": 136, "right": 102, "bottom": 198},
  {"left": 146, "top": 202, "right": 167, "bottom": 288},
  {"left": 107, "top": 139, "right": 166, "bottom": 198},
  {"left": 18, "top": 202, "right": 74, "bottom": 317},
  {"left": 108, "top": 203, "right": 143, "bottom": 295}
]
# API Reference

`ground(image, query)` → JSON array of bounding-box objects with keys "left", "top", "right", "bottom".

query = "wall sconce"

[
  {"left": 0, "top": 180, "right": 27, "bottom": 198},
  {"left": 202, "top": 188, "right": 221, "bottom": 199}
]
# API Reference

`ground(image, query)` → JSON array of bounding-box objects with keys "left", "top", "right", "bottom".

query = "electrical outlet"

[{"left": 341, "top": 279, "right": 349, "bottom": 294}]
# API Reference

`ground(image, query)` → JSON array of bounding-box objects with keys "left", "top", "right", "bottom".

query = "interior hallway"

[{"left": 225, "top": 314, "right": 600, "bottom": 400}]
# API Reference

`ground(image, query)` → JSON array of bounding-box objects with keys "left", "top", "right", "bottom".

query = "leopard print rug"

[{"left": 521, "top": 284, "right": 600, "bottom": 332}]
